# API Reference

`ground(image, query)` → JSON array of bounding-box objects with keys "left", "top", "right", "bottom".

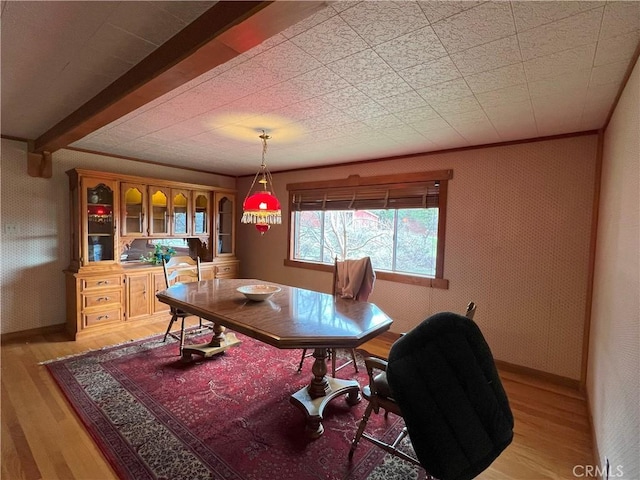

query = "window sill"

[{"left": 284, "top": 259, "right": 449, "bottom": 289}]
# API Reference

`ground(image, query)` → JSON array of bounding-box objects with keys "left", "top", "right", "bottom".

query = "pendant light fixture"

[{"left": 241, "top": 131, "right": 281, "bottom": 235}]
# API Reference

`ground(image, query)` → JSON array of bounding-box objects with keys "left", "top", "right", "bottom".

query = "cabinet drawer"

[
  {"left": 215, "top": 263, "right": 238, "bottom": 278},
  {"left": 82, "top": 275, "right": 122, "bottom": 291},
  {"left": 83, "top": 290, "right": 122, "bottom": 309},
  {"left": 84, "top": 308, "right": 122, "bottom": 327}
]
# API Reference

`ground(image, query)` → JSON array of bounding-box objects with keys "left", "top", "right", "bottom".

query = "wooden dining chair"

[
  {"left": 297, "top": 256, "right": 375, "bottom": 377},
  {"left": 162, "top": 255, "right": 211, "bottom": 355}
]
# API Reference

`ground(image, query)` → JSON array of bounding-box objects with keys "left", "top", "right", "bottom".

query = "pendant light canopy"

[{"left": 241, "top": 131, "right": 281, "bottom": 235}]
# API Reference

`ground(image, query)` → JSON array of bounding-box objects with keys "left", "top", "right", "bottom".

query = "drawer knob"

[
  {"left": 97, "top": 280, "right": 110, "bottom": 285},
  {"left": 97, "top": 297, "right": 110, "bottom": 302},
  {"left": 97, "top": 315, "right": 109, "bottom": 320}
]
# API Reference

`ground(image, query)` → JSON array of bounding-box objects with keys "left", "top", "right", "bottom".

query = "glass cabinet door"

[
  {"left": 121, "top": 183, "right": 147, "bottom": 237},
  {"left": 215, "top": 192, "right": 235, "bottom": 256},
  {"left": 172, "top": 189, "right": 190, "bottom": 236},
  {"left": 149, "top": 186, "right": 170, "bottom": 236},
  {"left": 192, "top": 191, "right": 210, "bottom": 235},
  {"left": 85, "top": 180, "right": 116, "bottom": 264}
]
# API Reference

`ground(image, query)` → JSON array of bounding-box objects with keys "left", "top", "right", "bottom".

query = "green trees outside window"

[{"left": 293, "top": 208, "right": 438, "bottom": 277}]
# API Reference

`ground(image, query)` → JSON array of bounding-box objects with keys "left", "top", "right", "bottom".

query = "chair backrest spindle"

[{"left": 465, "top": 301, "right": 476, "bottom": 319}]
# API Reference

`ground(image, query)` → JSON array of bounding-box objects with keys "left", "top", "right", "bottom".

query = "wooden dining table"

[{"left": 156, "top": 278, "right": 393, "bottom": 438}]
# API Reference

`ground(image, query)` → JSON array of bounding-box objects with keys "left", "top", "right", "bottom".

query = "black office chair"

[{"left": 349, "top": 303, "right": 513, "bottom": 480}]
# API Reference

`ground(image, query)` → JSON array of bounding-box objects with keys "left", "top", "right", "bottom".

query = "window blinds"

[{"left": 288, "top": 170, "right": 451, "bottom": 212}]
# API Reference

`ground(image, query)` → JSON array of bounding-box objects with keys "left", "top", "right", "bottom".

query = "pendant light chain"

[
  {"left": 260, "top": 131, "right": 269, "bottom": 167},
  {"left": 245, "top": 130, "right": 273, "bottom": 197}
]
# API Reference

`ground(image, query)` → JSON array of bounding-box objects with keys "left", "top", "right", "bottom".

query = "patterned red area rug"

[{"left": 46, "top": 332, "right": 425, "bottom": 480}]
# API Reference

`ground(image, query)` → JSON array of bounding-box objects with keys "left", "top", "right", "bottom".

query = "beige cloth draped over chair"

[
  {"left": 297, "top": 256, "right": 376, "bottom": 377},
  {"left": 335, "top": 256, "right": 376, "bottom": 301}
]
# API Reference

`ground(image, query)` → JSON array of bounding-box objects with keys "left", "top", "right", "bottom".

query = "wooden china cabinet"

[
  {"left": 120, "top": 182, "right": 147, "bottom": 237},
  {"left": 214, "top": 192, "right": 235, "bottom": 257},
  {"left": 64, "top": 168, "right": 239, "bottom": 340}
]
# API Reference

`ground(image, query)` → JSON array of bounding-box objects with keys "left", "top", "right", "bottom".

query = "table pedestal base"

[
  {"left": 181, "top": 332, "right": 241, "bottom": 362},
  {"left": 290, "top": 377, "right": 361, "bottom": 439}
]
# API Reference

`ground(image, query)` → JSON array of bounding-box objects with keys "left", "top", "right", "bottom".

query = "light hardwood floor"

[{"left": 1, "top": 321, "right": 594, "bottom": 480}]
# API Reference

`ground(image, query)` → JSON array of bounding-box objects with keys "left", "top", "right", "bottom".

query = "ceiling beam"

[{"left": 31, "top": 1, "right": 326, "bottom": 155}]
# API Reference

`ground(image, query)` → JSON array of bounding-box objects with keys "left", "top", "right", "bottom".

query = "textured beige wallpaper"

[
  {"left": 1, "top": 133, "right": 598, "bottom": 381},
  {"left": 237, "top": 134, "right": 598, "bottom": 380},
  {"left": 0, "top": 143, "right": 234, "bottom": 334},
  {"left": 588, "top": 57, "right": 639, "bottom": 477}
]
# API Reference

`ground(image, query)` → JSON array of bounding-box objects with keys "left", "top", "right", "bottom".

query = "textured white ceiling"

[{"left": 2, "top": 1, "right": 639, "bottom": 176}]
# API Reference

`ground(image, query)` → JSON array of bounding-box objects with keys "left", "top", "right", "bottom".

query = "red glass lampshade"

[
  {"left": 242, "top": 191, "right": 281, "bottom": 214},
  {"left": 242, "top": 191, "right": 281, "bottom": 235}
]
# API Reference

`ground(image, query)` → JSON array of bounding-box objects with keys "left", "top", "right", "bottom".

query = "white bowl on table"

[{"left": 237, "top": 284, "right": 281, "bottom": 301}]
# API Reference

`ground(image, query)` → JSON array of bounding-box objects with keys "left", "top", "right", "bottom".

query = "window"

[
  {"left": 149, "top": 238, "right": 190, "bottom": 252},
  {"left": 286, "top": 170, "right": 451, "bottom": 288}
]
